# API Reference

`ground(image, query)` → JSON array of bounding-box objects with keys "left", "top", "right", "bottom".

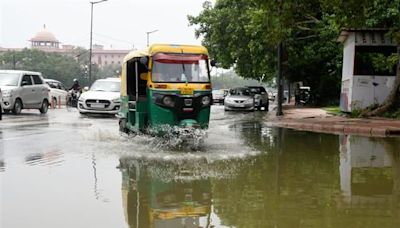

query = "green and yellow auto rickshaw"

[{"left": 118, "top": 44, "right": 213, "bottom": 135}]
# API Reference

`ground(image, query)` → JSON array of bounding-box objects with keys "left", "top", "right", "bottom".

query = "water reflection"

[
  {"left": 118, "top": 157, "right": 212, "bottom": 228},
  {"left": 339, "top": 135, "right": 400, "bottom": 205},
  {"left": 24, "top": 149, "right": 64, "bottom": 166}
]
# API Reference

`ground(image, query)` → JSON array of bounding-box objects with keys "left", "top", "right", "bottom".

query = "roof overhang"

[{"left": 337, "top": 28, "right": 390, "bottom": 43}]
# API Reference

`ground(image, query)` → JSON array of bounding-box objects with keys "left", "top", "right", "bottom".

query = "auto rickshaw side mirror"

[
  {"left": 140, "top": 56, "right": 148, "bottom": 66},
  {"left": 140, "top": 73, "right": 149, "bottom": 81},
  {"left": 139, "top": 56, "right": 149, "bottom": 71},
  {"left": 210, "top": 59, "right": 217, "bottom": 67}
]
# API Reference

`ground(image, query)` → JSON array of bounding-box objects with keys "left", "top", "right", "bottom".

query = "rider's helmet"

[{"left": 73, "top": 78, "right": 78, "bottom": 84}]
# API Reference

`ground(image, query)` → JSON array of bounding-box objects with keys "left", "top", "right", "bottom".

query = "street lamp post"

[
  {"left": 88, "top": 0, "right": 107, "bottom": 85},
  {"left": 146, "top": 30, "right": 158, "bottom": 47}
]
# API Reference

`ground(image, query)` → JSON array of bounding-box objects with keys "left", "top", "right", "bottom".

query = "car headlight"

[
  {"left": 245, "top": 98, "right": 253, "bottom": 104},
  {"left": 162, "top": 96, "right": 175, "bottom": 107},
  {"left": 112, "top": 98, "right": 120, "bottom": 103},
  {"left": 2, "top": 90, "right": 13, "bottom": 98},
  {"left": 78, "top": 96, "right": 85, "bottom": 102},
  {"left": 202, "top": 96, "right": 211, "bottom": 106}
]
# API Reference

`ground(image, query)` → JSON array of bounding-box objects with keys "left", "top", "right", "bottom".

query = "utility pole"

[
  {"left": 276, "top": 0, "right": 284, "bottom": 116},
  {"left": 146, "top": 30, "right": 158, "bottom": 47},
  {"left": 276, "top": 42, "right": 284, "bottom": 116},
  {"left": 88, "top": 0, "right": 108, "bottom": 85}
]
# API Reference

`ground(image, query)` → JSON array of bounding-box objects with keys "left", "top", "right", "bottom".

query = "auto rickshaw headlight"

[
  {"left": 162, "top": 96, "right": 175, "bottom": 107},
  {"left": 202, "top": 96, "right": 211, "bottom": 106}
]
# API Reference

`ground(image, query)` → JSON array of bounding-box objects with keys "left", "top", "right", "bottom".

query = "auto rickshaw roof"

[{"left": 123, "top": 44, "right": 209, "bottom": 63}]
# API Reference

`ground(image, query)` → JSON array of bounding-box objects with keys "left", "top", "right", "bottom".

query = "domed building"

[
  {"left": 30, "top": 25, "right": 60, "bottom": 49},
  {"left": 0, "top": 24, "right": 131, "bottom": 68}
]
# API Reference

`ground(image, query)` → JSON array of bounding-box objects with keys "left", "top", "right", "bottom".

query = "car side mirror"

[
  {"left": 83, "top": 86, "right": 89, "bottom": 91},
  {"left": 21, "top": 81, "right": 28, "bottom": 86}
]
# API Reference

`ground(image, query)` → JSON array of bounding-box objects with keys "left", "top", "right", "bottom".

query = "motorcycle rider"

[
  {"left": 68, "top": 78, "right": 81, "bottom": 107},
  {"left": 69, "top": 78, "right": 81, "bottom": 91}
]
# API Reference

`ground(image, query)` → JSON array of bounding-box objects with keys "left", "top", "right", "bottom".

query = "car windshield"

[
  {"left": 90, "top": 81, "right": 120, "bottom": 92},
  {"left": 152, "top": 53, "right": 210, "bottom": 83},
  {"left": 0, "top": 73, "right": 20, "bottom": 86},
  {"left": 45, "top": 81, "right": 58, "bottom": 89},
  {"left": 230, "top": 88, "right": 252, "bottom": 96},
  {"left": 212, "top": 90, "right": 224, "bottom": 95}
]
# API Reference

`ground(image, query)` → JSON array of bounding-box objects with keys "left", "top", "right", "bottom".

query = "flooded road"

[{"left": 1, "top": 106, "right": 400, "bottom": 228}]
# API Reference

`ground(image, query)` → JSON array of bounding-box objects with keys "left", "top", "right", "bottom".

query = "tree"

[
  {"left": 321, "top": 0, "right": 400, "bottom": 115},
  {"left": 0, "top": 48, "right": 86, "bottom": 87},
  {"left": 0, "top": 48, "right": 121, "bottom": 88},
  {"left": 189, "top": 0, "right": 400, "bottom": 109},
  {"left": 189, "top": 0, "right": 344, "bottom": 105}
]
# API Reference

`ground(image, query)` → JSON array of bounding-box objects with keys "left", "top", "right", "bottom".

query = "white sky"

[{"left": 0, "top": 0, "right": 212, "bottom": 50}]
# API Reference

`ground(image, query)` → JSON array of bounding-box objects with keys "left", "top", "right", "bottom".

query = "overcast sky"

[{"left": 1, "top": 0, "right": 212, "bottom": 50}]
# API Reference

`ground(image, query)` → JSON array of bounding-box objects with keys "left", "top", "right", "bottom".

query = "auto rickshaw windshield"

[{"left": 152, "top": 53, "right": 210, "bottom": 83}]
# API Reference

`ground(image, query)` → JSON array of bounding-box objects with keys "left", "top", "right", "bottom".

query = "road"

[{"left": 1, "top": 105, "right": 399, "bottom": 228}]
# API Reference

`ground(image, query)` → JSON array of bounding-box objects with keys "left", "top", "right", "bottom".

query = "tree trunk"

[{"left": 362, "top": 46, "right": 400, "bottom": 117}]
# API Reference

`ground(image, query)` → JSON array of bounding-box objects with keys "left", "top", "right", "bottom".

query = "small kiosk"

[{"left": 338, "top": 28, "right": 397, "bottom": 112}]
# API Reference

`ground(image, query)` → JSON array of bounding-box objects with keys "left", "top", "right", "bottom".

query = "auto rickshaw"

[
  {"left": 119, "top": 157, "right": 212, "bottom": 228},
  {"left": 118, "top": 44, "right": 214, "bottom": 135}
]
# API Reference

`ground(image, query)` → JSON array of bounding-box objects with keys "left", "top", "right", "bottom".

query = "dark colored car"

[{"left": 246, "top": 86, "right": 269, "bottom": 111}]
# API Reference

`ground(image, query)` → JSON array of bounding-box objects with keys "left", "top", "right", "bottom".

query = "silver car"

[
  {"left": 0, "top": 70, "right": 49, "bottom": 114},
  {"left": 224, "top": 87, "right": 255, "bottom": 111},
  {"left": 78, "top": 78, "right": 120, "bottom": 115}
]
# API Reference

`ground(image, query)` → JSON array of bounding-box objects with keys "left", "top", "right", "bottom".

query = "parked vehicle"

[
  {"left": 77, "top": 77, "right": 121, "bottom": 115},
  {"left": 268, "top": 90, "right": 277, "bottom": 101},
  {"left": 0, "top": 88, "right": 2, "bottom": 120},
  {"left": 0, "top": 70, "right": 49, "bottom": 114},
  {"left": 246, "top": 86, "right": 269, "bottom": 111},
  {"left": 118, "top": 44, "right": 214, "bottom": 134},
  {"left": 212, "top": 89, "right": 228, "bottom": 104},
  {"left": 224, "top": 87, "right": 255, "bottom": 111},
  {"left": 299, "top": 86, "right": 311, "bottom": 105},
  {"left": 44, "top": 79, "right": 68, "bottom": 106}
]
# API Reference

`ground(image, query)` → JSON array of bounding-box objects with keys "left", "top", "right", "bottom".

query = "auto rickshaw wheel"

[{"left": 119, "top": 119, "right": 129, "bottom": 133}]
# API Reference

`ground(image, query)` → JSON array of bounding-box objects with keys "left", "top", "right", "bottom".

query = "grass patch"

[
  {"left": 323, "top": 106, "right": 342, "bottom": 115},
  {"left": 383, "top": 108, "right": 400, "bottom": 119}
]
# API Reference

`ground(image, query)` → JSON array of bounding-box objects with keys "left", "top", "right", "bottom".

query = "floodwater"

[{"left": 1, "top": 106, "right": 399, "bottom": 228}]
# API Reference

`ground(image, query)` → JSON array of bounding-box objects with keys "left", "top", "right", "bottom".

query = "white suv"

[{"left": 0, "top": 70, "right": 49, "bottom": 114}]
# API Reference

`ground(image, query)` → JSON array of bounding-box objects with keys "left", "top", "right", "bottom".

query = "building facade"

[{"left": 0, "top": 25, "right": 131, "bottom": 67}]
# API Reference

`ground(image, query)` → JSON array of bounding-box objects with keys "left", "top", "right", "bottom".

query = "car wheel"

[
  {"left": 4, "top": 109, "right": 11, "bottom": 114},
  {"left": 12, "top": 99, "right": 22, "bottom": 115},
  {"left": 39, "top": 100, "right": 49, "bottom": 114}
]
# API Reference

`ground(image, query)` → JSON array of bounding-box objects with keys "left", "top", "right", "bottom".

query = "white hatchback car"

[
  {"left": 0, "top": 70, "right": 49, "bottom": 114},
  {"left": 44, "top": 79, "right": 68, "bottom": 105},
  {"left": 77, "top": 78, "right": 120, "bottom": 115}
]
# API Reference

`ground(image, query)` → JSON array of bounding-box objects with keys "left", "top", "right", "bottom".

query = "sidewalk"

[{"left": 267, "top": 105, "right": 400, "bottom": 137}]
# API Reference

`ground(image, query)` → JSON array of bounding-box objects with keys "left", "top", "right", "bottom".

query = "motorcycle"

[{"left": 66, "top": 89, "right": 81, "bottom": 107}]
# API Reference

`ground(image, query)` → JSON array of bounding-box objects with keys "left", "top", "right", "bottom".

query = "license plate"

[
  {"left": 237, "top": 104, "right": 245, "bottom": 108},
  {"left": 181, "top": 87, "right": 194, "bottom": 95},
  {"left": 91, "top": 103, "right": 105, "bottom": 108}
]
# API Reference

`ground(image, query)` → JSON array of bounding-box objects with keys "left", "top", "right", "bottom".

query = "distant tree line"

[{"left": 0, "top": 48, "right": 120, "bottom": 88}]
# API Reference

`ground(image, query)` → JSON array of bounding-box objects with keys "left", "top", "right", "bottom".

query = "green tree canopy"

[{"left": 189, "top": 0, "right": 400, "bottom": 106}]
